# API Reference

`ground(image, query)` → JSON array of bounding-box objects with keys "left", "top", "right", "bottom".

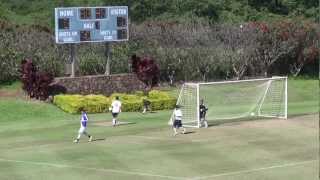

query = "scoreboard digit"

[{"left": 55, "top": 6, "right": 129, "bottom": 43}]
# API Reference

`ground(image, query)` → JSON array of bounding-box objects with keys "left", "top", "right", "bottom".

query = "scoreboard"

[{"left": 54, "top": 6, "right": 128, "bottom": 44}]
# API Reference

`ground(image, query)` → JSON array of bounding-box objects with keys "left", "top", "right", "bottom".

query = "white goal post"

[{"left": 169, "top": 76, "right": 288, "bottom": 128}]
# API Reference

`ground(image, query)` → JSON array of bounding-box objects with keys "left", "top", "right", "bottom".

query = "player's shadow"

[
  {"left": 183, "top": 131, "right": 195, "bottom": 134},
  {"left": 141, "top": 111, "right": 157, "bottom": 114},
  {"left": 92, "top": 138, "right": 106, "bottom": 142}
]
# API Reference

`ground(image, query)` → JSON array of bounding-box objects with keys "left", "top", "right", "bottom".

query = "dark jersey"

[{"left": 199, "top": 104, "right": 208, "bottom": 118}]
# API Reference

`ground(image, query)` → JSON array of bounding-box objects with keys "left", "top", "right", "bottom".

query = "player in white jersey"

[
  {"left": 73, "top": 108, "right": 93, "bottom": 143},
  {"left": 173, "top": 105, "right": 186, "bottom": 136},
  {"left": 110, "top": 96, "right": 122, "bottom": 126}
]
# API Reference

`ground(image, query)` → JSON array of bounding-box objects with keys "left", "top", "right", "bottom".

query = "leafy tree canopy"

[{"left": 0, "top": 0, "right": 318, "bottom": 27}]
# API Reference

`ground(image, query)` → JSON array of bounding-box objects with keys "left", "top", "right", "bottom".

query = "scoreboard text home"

[{"left": 55, "top": 6, "right": 128, "bottom": 43}]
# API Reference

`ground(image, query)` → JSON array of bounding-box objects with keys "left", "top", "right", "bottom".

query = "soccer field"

[{"left": 0, "top": 79, "right": 318, "bottom": 180}]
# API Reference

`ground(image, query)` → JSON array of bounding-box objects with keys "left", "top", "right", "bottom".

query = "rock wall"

[{"left": 53, "top": 73, "right": 146, "bottom": 96}]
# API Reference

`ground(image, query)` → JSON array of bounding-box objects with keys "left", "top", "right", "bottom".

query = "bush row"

[{"left": 53, "top": 90, "right": 176, "bottom": 114}]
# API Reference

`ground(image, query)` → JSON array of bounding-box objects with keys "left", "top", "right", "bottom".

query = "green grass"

[
  {"left": 0, "top": 81, "right": 22, "bottom": 91},
  {"left": 0, "top": 79, "right": 318, "bottom": 180}
]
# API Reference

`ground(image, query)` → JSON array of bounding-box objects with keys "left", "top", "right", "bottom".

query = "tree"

[
  {"left": 251, "top": 22, "right": 296, "bottom": 77},
  {"left": 130, "top": 54, "right": 160, "bottom": 88},
  {"left": 20, "top": 58, "right": 53, "bottom": 100},
  {"left": 217, "top": 24, "right": 259, "bottom": 79}
]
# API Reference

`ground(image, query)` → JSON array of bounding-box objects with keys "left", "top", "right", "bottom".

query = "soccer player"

[
  {"left": 173, "top": 105, "right": 186, "bottom": 136},
  {"left": 199, "top": 99, "right": 208, "bottom": 128},
  {"left": 142, "top": 98, "right": 151, "bottom": 114},
  {"left": 73, "top": 108, "right": 93, "bottom": 143},
  {"left": 110, "top": 96, "right": 122, "bottom": 126}
]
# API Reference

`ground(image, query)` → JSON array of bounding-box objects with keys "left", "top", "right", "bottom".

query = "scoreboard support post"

[
  {"left": 70, "top": 44, "right": 76, "bottom": 77},
  {"left": 104, "top": 42, "right": 111, "bottom": 75}
]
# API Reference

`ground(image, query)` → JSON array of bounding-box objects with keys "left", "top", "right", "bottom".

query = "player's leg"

[
  {"left": 203, "top": 119, "right": 208, "bottom": 128},
  {"left": 83, "top": 131, "right": 93, "bottom": 142},
  {"left": 112, "top": 113, "right": 118, "bottom": 126},
  {"left": 182, "top": 126, "right": 186, "bottom": 134},
  {"left": 173, "top": 120, "right": 178, "bottom": 136},
  {"left": 173, "top": 127, "right": 178, "bottom": 136},
  {"left": 74, "top": 127, "right": 84, "bottom": 143}
]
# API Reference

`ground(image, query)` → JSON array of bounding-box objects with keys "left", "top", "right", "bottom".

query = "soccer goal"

[{"left": 169, "top": 76, "right": 287, "bottom": 128}]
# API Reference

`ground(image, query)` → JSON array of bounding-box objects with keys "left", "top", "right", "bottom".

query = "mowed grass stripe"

[
  {"left": 193, "top": 160, "right": 317, "bottom": 180},
  {"left": 0, "top": 158, "right": 186, "bottom": 180},
  {"left": 0, "top": 158, "right": 316, "bottom": 180}
]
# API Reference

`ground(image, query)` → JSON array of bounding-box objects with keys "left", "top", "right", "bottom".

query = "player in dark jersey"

[{"left": 199, "top": 99, "right": 208, "bottom": 128}]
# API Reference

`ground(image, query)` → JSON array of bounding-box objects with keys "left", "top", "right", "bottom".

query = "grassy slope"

[{"left": 0, "top": 79, "right": 318, "bottom": 180}]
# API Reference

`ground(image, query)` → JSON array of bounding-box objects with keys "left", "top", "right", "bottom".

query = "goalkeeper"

[{"left": 199, "top": 99, "right": 208, "bottom": 128}]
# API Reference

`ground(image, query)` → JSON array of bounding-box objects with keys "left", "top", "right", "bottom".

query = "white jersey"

[
  {"left": 111, "top": 100, "right": 122, "bottom": 113},
  {"left": 174, "top": 109, "right": 182, "bottom": 120}
]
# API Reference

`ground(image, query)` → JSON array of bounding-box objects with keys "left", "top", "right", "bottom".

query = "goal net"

[{"left": 169, "top": 77, "right": 287, "bottom": 128}]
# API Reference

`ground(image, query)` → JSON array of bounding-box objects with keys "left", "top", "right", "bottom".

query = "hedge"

[
  {"left": 147, "top": 90, "right": 176, "bottom": 111},
  {"left": 53, "top": 94, "right": 110, "bottom": 114},
  {"left": 53, "top": 90, "right": 176, "bottom": 114}
]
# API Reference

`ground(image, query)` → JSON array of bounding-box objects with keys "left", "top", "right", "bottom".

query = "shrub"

[
  {"left": 148, "top": 98, "right": 176, "bottom": 111},
  {"left": 53, "top": 95, "right": 85, "bottom": 114},
  {"left": 53, "top": 91, "right": 176, "bottom": 113},
  {"left": 134, "top": 91, "right": 145, "bottom": 97},
  {"left": 110, "top": 93, "right": 145, "bottom": 112},
  {"left": 147, "top": 90, "right": 176, "bottom": 110},
  {"left": 53, "top": 94, "right": 110, "bottom": 114},
  {"left": 148, "top": 90, "right": 171, "bottom": 99},
  {"left": 84, "top": 95, "right": 110, "bottom": 113}
]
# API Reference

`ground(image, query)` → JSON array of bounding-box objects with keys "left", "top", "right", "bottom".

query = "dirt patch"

[
  {"left": 0, "top": 89, "right": 24, "bottom": 98},
  {"left": 142, "top": 114, "right": 319, "bottom": 142},
  {"left": 206, "top": 114, "right": 319, "bottom": 130}
]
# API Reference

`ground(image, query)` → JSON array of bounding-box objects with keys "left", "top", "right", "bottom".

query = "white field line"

[
  {"left": 0, "top": 158, "right": 187, "bottom": 180},
  {"left": 192, "top": 160, "right": 318, "bottom": 180}
]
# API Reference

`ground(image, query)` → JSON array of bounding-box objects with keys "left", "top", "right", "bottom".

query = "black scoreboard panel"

[
  {"left": 80, "top": 8, "right": 91, "bottom": 19},
  {"left": 117, "top": 16, "right": 127, "bottom": 27},
  {"left": 95, "top": 8, "right": 106, "bottom": 19},
  {"left": 58, "top": 18, "right": 70, "bottom": 29},
  {"left": 80, "top": 30, "right": 91, "bottom": 41},
  {"left": 117, "top": 29, "right": 127, "bottom": 40}
]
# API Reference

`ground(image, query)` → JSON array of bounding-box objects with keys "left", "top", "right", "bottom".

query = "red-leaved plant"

[
  {"left": 131, "top": 54, "right": 160, "bottom": 88},
  {"left": 20, "top": 58, "right": 53, "bottom": 100}
]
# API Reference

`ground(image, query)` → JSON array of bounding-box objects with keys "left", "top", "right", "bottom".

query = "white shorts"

[{"left": 78, "top": 126, "right": 86, "bottom": 134}]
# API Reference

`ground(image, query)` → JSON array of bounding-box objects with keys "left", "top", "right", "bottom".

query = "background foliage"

[{"left": 0, "top": 0, "right": 319, "bottom": 84}]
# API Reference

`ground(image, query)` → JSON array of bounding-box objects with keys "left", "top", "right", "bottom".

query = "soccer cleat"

[
  {"left": 73, "top": 139, "right": 79, "bottom": 143},
  {"left": 88, "top": 136, "right": 93, "bottom": 142}
]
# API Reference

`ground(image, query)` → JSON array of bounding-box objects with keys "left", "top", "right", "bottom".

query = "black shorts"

[
  {"left": 112, "top": 113, "right": 119, "bottom": 118},
  {"left": 173, "top": 120, "right": 182, "bottom": 128}
]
